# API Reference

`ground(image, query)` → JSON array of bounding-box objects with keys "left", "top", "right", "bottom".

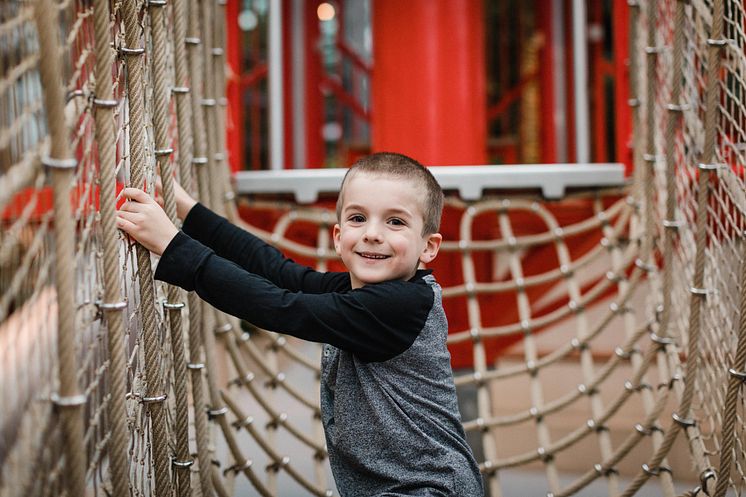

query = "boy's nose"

[{"left": 363, "top": 225, "right": 383, "bottom": 243}]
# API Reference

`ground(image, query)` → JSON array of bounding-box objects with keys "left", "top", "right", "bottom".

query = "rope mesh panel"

[{"left": 1, "top": 1, "right": 746, "bottom": 496}]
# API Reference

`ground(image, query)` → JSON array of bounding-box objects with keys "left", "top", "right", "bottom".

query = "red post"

[
  {"left": 371, "top": 0, "right": 487, "bottom": 165},
  {"left": 536, "top": 0, "right": 556, "bottom": 163},
  {"left": 225, "top": 0, "right": 243, "bottom": 171},
  {"left": 613, "top": 0, "right": 633, "bottom": 174},
  {"left": 305, "top": 0, "right": 325, "bottom": 168}
]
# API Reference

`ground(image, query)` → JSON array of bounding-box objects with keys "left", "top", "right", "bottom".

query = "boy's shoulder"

[{"left": 348, "top": 270, "right": 436, "bottom": 313}]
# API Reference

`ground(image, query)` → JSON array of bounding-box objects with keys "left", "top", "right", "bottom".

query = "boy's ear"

[
  {"left": 419, "top": 232, "right": 442, "bottom": 264},
  {"left": 332, "top": 224, "right": 342, "bottom": 256}
]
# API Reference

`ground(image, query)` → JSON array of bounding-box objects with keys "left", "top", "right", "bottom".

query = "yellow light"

[{"left": 317, "top": 2, "right": 335, "bottom": 21}]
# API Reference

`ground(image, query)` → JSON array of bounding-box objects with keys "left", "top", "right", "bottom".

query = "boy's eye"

[
  {"left": 348, "top": 214, "right": 365, "bottom": 223},
  {"left": 388, "top": 218, "right": 405, "bottom": 226}
]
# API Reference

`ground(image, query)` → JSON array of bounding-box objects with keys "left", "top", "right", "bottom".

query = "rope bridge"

[{"left": 0, "top": 1, "right": 744, "bottom": 496}]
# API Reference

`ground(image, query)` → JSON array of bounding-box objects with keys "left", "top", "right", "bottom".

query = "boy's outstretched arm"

[{"left": 117, "top": 187, "right": 178, "bottom": 255}]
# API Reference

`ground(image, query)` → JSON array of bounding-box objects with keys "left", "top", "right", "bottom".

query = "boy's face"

[{"left": 333, "top": 172, "right": 442, "bottom": 289}]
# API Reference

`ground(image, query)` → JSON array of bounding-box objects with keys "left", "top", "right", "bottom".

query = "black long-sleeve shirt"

[{"left": 155, "top": 203, "right": 483, "bottom": 496}]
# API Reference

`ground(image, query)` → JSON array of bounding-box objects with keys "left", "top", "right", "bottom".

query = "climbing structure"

[{"left": 0, "top": 1, "right": 745, "bottom": 497}]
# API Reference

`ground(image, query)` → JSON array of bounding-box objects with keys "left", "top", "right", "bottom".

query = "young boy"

[{"left": 117, "top": 152, "right": 484, "bottom": 496}]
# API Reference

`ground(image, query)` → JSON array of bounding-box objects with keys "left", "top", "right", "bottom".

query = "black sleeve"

[
  {"left": 180, "top": 202, "right": 344, "bottom": 294},
  {"left": 155, "top": 233, "right": 435, "bottom": 362}
]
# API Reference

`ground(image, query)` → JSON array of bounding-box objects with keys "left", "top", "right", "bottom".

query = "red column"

[
  {"left": 305, "top": 0, "right": 325, "bottom": 168},
  {"left": 225, "top": 0, "right": 243, "bottom": 171},
  {"left": 371, "top": 0, "right": 487, "bottom": 165},
  {"left": 613, "top": 0, "right": 633, "bottom": 174}
]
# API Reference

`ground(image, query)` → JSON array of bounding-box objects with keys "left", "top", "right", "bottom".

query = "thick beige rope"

[
  {"left": 120, "top": 0, "right": 173, "bottom": 495},
  {"left": 184, "top": 0, "right": 216, "bottom": 494},
  {"left": 640, "top": 3, "right": 677, "bottom": 496},
  {"left": 33, "top": 1, "right": 87, "bottom": 496},
  {"left": 620, "top": 1, "right": 725, "bottom": 495},
  {"left": 146, "top": 2, "right": 193, "bottom": 496},
  {"left": 171, "top": 0, "right": 214, "bottom": 495},
  {"left": 91, "top": 0, "right": 129, "bottom": 495}
]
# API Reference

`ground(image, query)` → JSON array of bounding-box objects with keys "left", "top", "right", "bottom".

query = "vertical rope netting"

[
  {"left": 212, "top": 0, "right": 239, "bottom": 225},
  {"left": 91, "top": 0, "right": 129, "bottom": 494},
  {"left": 659, "top": 0, "right": 686, "bottom": 343},
  {"left": 192, "top": 2, "right": 259, "bottom": 493},
  {"left": 458, "top": 211, "right": 500, "bottom": 495},
  {"left": 628, "top": 1, "right": 644, "bottom": 228},
  {"left": 621, "top": 1, "right": 725, "bottom": 495},
  {"left": 497, "top": 208, "right": 560, "bottom": 494},
  {"left": 713, "top": 213, "right": 746, "bottom": 497},
  {"left": 184, "top": 0, "right": 216, "bottom": 493},
  {"left": 120, "top": 0, "right": 173, "bottom": 495},
  {"left": 202, "top": 0, "right": 224, "bottom": 217},
  {"left": 654, "top": 2, "right": 716, "bottom": 491},
  {"left": 710, "top": 6, "right": 746, "bottom": 496},
  {"left": 188, "top": 1, "right": 233, "bottom": 493},
  {"left": 549, "top": 201, "right": 620, "bottom": 496},
  {"left": 147, "top": 2, "right": 192, "bottom": 496},
  {"left": 640, "top": 3, "right": 678, "bottom": 496},
  {"left": 171, "top": 0, "right": 214, "bottom": 495},
  {"left": 32, "top": 1, "right": 86, "bottom": 496},
  {"left": 313, "top": 224, "right": 331, "bottom": 490}
]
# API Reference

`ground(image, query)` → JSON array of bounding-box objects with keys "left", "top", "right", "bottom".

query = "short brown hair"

[{"left": 336, "top": 152, "right": 444, "bottom": 235}]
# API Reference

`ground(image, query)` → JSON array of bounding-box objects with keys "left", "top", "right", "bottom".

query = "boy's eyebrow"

[{"left": 343, "top": 203, "right": 415, "bottom": 218}]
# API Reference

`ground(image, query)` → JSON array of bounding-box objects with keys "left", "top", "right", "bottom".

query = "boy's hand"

[{"left": 116, "top": 188, "right": 179, "bottom": 255}]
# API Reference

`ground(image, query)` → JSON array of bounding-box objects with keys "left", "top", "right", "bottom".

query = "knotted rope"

[
  {"left": 120, "top": 0, "right": 173, "bottom": 494},
  {"left": 91, "top": 0, "right": 129, "bottom": 494},
  {"left": 33, "top": 0, "right": 87, "bottom": 495}
]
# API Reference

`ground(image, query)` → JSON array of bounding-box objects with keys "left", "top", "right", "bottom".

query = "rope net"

[{"left": 0, "top": 1, "right": 744, "bottom": 497}]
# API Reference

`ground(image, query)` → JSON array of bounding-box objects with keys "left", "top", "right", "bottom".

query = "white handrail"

[{"left": 234, "top": 163, "right": 627, "bottom": 203}]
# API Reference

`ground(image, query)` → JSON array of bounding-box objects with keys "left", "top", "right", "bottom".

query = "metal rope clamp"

[
  {"left": 42, "top": 157, "right": 77, "bottom": 170},
  {"left": 93, "top": 98, "right": 119, "bottom": 109},
  {"left": 163, "top": 300, "right": 185, "bottom": 310},
  {"left": 207, "top": 406, "right": 228, "bottom": 419},
  {"left": 699, "top": 468, "right": 717, "bottom": 494},
  {"left": 96, "top": 300, "right": 128, "bottom": 311},
  {"left": 154, "top": 148, "right": 174, "bottom": 158},
  {"left": 642, "top": 153, "right": 659, "bottom": 163},
  {"left": 728, "top": 368, "right": 746, "bottom": 382},
  {"left": 665, "top": 102, "right": 690, "bottom": 112},
  {"left": 662, "top": 219, "right": 685, "bottom": 230},
  {"left": 119, "top": 47, "right": 145, "bottom": 57},
  {"left": 214, "top": 323, "right": 233, "bottom": 335},
  {"left": 697, "top": 162, "right": 725, "bottom": 171},
  {"left": 672, "top": 412, "right": 696, "bottom": 428},
  {"left": 689, "top": 286, "right": 713, "bottom": 297},
  {"left": 224, "top": 459, "right": 252, "bottom": 476},
  {"left": 172, "top": 458, "right": 194, "bottom": 469},
  {"left": 635, "top": 258, "right": 658, "bottom": 273},
  {"left": 141, "top": 394, "right": 168, "bottom": 404},
  {"left": 51, "top": 393, "right": 87, "bottom": 408}
]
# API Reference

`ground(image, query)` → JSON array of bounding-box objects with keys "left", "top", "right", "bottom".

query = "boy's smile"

[{"left": 333, "top": 173, "right": 442, "bottom": 289}]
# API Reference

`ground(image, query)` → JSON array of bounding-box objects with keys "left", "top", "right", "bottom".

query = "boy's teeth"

[{"left": 361, "top": 253, "right": 387, "bottom": 259}]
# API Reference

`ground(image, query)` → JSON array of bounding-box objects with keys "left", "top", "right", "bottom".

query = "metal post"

[
  {"left": 572, "top": 0, "right": 590, "bottom": 163},
  {"left": 292, "top": 0, "right": 306, "bottom": 169},
  {"left": 269, "top": 0, "right": 284, "bottom": 169},
  {"left": 552, "top": 0, "right": 568, "bottom": 163}
]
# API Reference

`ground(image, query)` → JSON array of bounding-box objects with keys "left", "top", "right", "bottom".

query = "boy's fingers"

[
  {"left": 122, "top": 187, "right": 150, "bottom": 203},
  {"left": 115, "top": 216, "right": 136, "bottom": 233}
]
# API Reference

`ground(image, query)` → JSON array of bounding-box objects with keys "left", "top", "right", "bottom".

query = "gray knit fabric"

[{"left": 320, "top": 274, "right": 484, "bottom": 496}]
